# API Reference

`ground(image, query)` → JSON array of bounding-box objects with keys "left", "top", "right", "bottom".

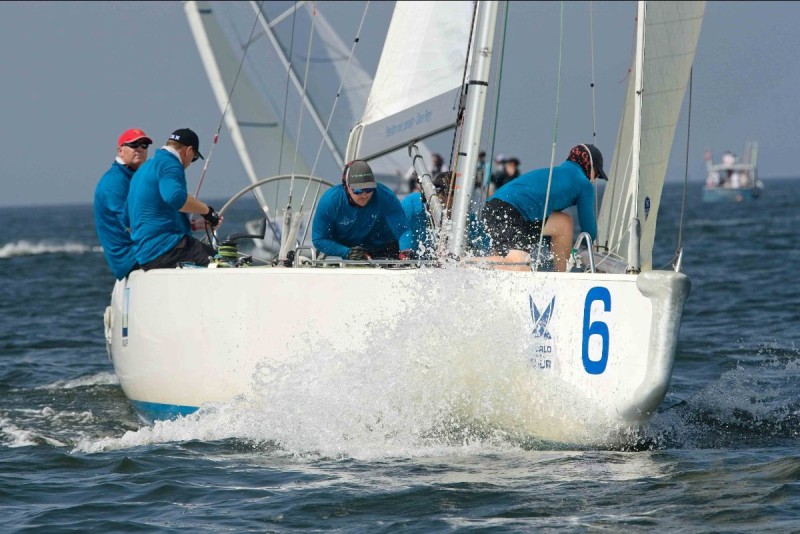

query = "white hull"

[{"left": 106, "top": 266, "right": 690, "bottom": 446}]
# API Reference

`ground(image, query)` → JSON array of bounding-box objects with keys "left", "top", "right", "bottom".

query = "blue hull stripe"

[{"left": 129, "top": 399, "right": 199, "bottom": 422}]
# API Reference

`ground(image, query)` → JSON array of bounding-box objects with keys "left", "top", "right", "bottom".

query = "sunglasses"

[
  {"left": 189, "top": 147, "right": 199, "bottom": 163},
  {"left": 351, "top": 187, "right": 375, "bottom": 195},
  {"left": 124, "top": 141, "right": 150, "bottom": 149}
]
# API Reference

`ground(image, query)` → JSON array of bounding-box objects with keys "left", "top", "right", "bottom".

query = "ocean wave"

[
  {"left": 38, "top": 372, "right": 119, "bottom": 391},
  {"left": 0, "top": 240, "right": 101, "bottom": 258}
]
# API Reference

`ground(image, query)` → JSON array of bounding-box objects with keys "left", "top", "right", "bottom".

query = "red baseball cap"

[{"left": 118, "top": 128, "right": 153, "bottom": 147}]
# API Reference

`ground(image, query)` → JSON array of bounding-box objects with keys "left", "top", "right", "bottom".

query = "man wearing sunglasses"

[
  {"left": 312, "top": 160, "right": 408, "bottom": 260},
  {"left": 94, "top": 128, "right": 153, "bottom": 280},
  {"left": 126, "top": 128, "right": 221, "bottom": 270}
]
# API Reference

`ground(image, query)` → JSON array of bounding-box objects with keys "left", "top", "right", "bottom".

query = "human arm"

[
  {"left": 311, "top": 190, "right": 352, "bottom": 258},
  {"left": 574, "top": 182, "right": 597, "bottom": 241}
]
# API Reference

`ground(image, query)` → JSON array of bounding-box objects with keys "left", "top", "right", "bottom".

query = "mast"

[
  {"left": 448, "top": 1, "right": 499, "bottom": 257},
  {"left": 627, "top": 0, "right": 646, "bottom": 273}
]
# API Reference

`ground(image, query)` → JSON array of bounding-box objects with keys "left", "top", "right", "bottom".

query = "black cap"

[
  {"left": 168, "top": 128, "right": 204, "bottom": 160},
  {"left": 585, "top": 144, "right": 607, "bottom": 181},
  {"left": 345, "top": 160, "right": 376, "bottom": 189}
]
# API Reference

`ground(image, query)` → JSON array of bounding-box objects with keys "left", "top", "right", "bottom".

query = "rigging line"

[
  {"left": 588, "top": 1, "right": 600, "bottom": 223},
  {"left": 676, "top": 67, "right": 693, "bottom": 258},
  {"left": 599, "top": 6, "right": 637, "bottom": 250},
  {"left": 277, "top": 2, "right": 299, "bottom": 177},
  {"left": 480, "top": 1, "right": 510, "bottom": 208},
  {"left": 193, "top": 0, "right": 266, "bottom": 201},
  {"left": 300, "top": 1, "right": 371, "bottom": 211},
  {"left": 446, "top": 0, "right": 479, "bottom": 177},
  {"left": 533, "top": 1, "right": 565, "bottom": 272},
  {"left": 271, "top": 0, "right": 299, "bottom": 236},
  {"left": 435, "top": 1, "right": 480, "bottom": 259},
  {"left": 285, "top": 0, "right": 318, "bottom": 209},
  {"left": 298, "top": 1, "right": 372, "bottom": 249}
]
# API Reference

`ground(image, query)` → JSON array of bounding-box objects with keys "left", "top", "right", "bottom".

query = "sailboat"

[
  {"left": 702, "top": 142, "right": 763, "bottom": 202},
  {"left": 103, "top": 1, "right": 703, "bottom": 447}
]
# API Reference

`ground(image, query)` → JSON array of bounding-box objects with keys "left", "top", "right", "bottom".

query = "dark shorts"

[
  {"left": 141, "top": 235, "right": 215, "bottom": 270},
  {"left": 482, "top": 198, "right": 543, "bottom": 256}
]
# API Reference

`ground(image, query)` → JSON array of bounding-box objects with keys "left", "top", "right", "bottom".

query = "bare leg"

[
  {"left": 542, "top": 211, "right": 573, "bottom": 272},
  {"left": 479, "top": 249, "right": 531, "bottom": 271}
]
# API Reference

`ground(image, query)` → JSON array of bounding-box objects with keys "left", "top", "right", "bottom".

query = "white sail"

[
  {"left": 349, "top": 1, "right": 475, "bottom": 161},
  {"left": 597, "top": 1, "right": 705, "bottom": 271},
  {"left": 185, "top": 1, "right": 415, "bottom": 187}
]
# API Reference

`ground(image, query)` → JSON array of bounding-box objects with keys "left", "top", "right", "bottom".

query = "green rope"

[{"left": 533, "top": 1, "right": 565, "bottom": 272}]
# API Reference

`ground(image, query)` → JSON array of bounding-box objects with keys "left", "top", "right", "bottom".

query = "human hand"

[
  {"left": 347, "top": 246, "right": 370, "bottom": 260},
  {"left": 202, "top": 205, "right": 222, "bottom": 228},
  {"left": 398, "top": 249, "right": 416, "bottom": 260}
]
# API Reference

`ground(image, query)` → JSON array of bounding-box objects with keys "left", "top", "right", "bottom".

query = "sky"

[{"left": 1, "top": 1, "right": 798, "bottom": 207}]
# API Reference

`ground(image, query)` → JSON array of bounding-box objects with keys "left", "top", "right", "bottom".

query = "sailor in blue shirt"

[
  {"left": 482, "top": 143, "right": 608, "bottom": 271},
  {"left": 93, "top": 128, "right": 152, "bottom": 280},
  {"left": 126, "top": 128, "right": 221, "bottom": 270},
  {"left": 400, "top": 171, "right": 491, "bottom": 259},
  {"left": 312, "top": 160, "right": 408, "bottom": 260}
]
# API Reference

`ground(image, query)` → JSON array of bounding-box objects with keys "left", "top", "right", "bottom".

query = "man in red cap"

[{"left": 93, "top": 128, "right": 153, "bottom": 280}]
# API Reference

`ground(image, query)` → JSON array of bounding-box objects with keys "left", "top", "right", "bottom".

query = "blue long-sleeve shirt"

[
  {"left": 399, "top": 192, "right": 491, "bottom": 256},
  {"left": 399, "top": 192, "right": 430, "bottom": 254},
  {"left": 490, "top": 160, "right": 597, "bottom": 240},
  {"left": 312, "top": 183, "right": 408, "bottom": 258},
  {"left": 94, "top": 160, "right": 137, "bottom": 279},
  {"left": 126, "top": 148, "right": 191, "bottom": 265}
]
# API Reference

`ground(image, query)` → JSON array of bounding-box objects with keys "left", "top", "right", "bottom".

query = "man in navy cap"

[
  {"left": 126, "top": 128, "right": 221, "bottom": 270},
  {"left": 94, "top": 128, "right": 153, "bottom": 280}
]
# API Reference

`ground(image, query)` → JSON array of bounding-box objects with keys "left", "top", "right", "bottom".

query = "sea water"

[{"left": 1, "top": 180, "right": 799, "bottom": 531}]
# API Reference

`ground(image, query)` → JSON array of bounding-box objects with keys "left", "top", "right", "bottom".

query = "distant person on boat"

[
  {"left": 482, "top": 143, "right": 607, "bottom": 272},
  {"left": 720, "top": 151, "right": 736, "bottom": 187},
  {"left": 312, "top": 160, "right": 409, "bottom": 260},
  {"left": 126, "top": 128, "right": 221, "bottom": 270},
  {"left": 93, "top": 128, "right": 153, "bottom": 280},
  {"left": 487, "top": 153, "right": 507, "bottom": 197}
]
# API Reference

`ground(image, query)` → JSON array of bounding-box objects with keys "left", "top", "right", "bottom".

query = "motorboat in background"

[{"left": 703, "top": 142, "right": 764, "bottom": 202}]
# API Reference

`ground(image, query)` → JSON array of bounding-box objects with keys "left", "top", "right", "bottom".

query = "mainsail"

[
  {"left": 597, "top": 1, "right": 705, "bottom": 271},
  {"left": 347, "top": 1, "right": 476, "bottom": 162}
]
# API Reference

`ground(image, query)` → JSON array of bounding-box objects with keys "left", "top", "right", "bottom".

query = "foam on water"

[
  {"left": 0, "top": 240, "right": 100, "bottom": 258},
  {"left": 645, "top": 352, "right": 800, "bottom": 448}
]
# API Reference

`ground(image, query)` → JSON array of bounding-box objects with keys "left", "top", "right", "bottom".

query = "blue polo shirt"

[
  {"left": 94, "top": 160, "right": 137, "bottom": 279},
  {"left": 126, "top": 148, "right": 191, "bottom": 265}
]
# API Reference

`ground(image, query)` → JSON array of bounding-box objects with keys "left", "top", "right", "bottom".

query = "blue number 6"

[{"left": 582, "top": 287, "right": 611, "bottom": 375}]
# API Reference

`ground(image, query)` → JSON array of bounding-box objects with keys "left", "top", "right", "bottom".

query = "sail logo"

[
  {"left": 644, "top": 196, "right": 651, "bottom": 220},
  {"left": 529, "top": 295, "right": 555, "bottom": 369}
]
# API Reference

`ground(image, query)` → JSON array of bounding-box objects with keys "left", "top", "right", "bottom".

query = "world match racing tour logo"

[{"left": 529, "top": 294, "right": 555, "bottom": 369}]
